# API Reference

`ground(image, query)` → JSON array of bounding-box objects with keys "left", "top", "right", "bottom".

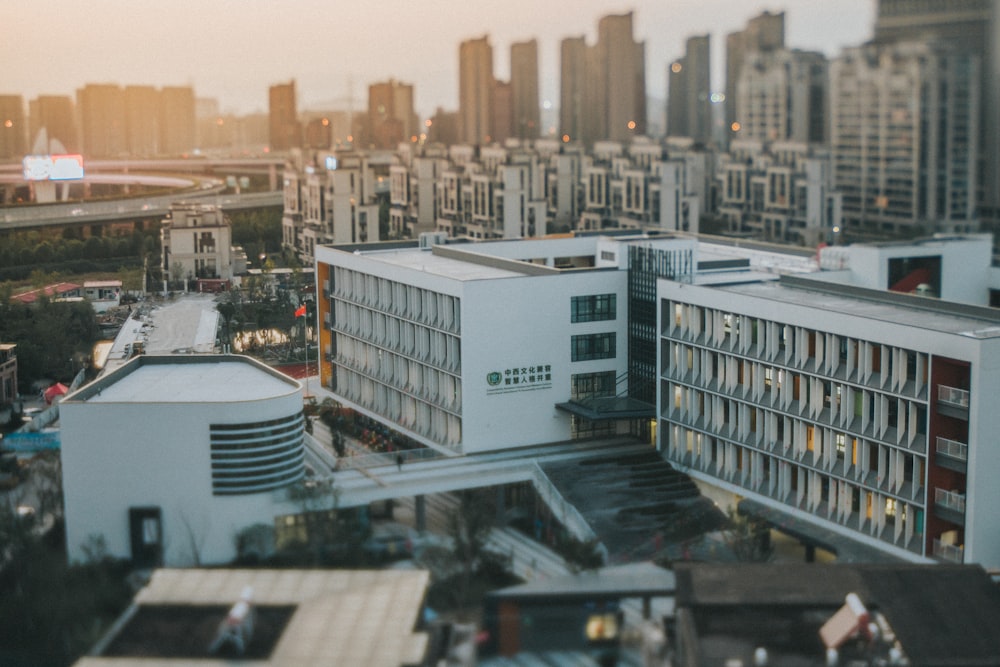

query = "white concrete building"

[
  {"left": 658, "top": 271, "right": 1000, "bottom": 567},
  {"left": 316, "top": 231, "right": 1000, "bottom": 568},
  {"left": 316, "top": 235, "right": 698, "bottom": 455},
  {"left": 60, "top": 355, "right": 305, "bottom": 566},
  {"left": 160, "top": 203, "right": 235, "bottom": 285}
]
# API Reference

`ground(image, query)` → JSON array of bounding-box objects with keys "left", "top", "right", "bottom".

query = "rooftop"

[
  {"left": 675, "top": 562, "right": 1000, "bottom": 667},
  {"left": 67, "top": 355, "right": 300, "bottom": 404},
  {"left": 76, "top": 568, "right": 430, "bottom": 667},
  {"left": 718, "top": 275, "right": 1000, "bottom": 338}
]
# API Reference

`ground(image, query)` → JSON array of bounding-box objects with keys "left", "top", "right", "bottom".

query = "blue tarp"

[{"left": 1, "top": 431, "right": 61, "bottom": 452}]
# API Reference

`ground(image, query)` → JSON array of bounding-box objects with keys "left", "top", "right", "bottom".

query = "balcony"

[
  {"left": 935, "top": 436, "right": 968, "bottom": 473},
  {"left": 933, "top": 488, "right": 966, "bottom": 526},
  {"left": 937, "top": 385, "right": 970, "bottom": 420},
  {"left": 932, "top": 538, "right": 964, "bottom": 564}
]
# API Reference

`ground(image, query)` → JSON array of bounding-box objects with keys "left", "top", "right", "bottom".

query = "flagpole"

[{"left": 303, "top": 306, "right": 310, "bottom": 399}]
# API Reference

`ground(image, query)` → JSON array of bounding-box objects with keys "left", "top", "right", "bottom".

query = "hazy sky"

[{"left": 5, "top": 0, "right": 873, "bottom": 118}]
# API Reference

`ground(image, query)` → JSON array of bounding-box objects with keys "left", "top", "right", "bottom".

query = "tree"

[
  {"left": 723, "top": 506, "right": 775, "bottom": 562},
  {"left": 447, "top": 490, "right": 497, "bottom": 609}
]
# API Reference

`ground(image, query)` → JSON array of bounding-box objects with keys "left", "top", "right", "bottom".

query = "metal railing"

[
  {"left": 937, "top": 385, "right": 970, "bottom": 408},
  {"left": 933, "top": 538, "right": 964, "bottom": 563},
  {"left": 934, "top": 488, "right": 966, "bottom": 514},
  {"left": 935, "top": 436, "right": 968, "bottom": 461}
]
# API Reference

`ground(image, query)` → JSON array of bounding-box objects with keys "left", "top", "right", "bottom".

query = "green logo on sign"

[{"left": 487, "top": 371, "right": 502, "bottom": 386}]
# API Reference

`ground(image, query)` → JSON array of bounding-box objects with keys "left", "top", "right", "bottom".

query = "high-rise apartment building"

[
  {"left": 830, "top": 42, "right": 979, "bottom": 235},
  {"left": 0, "top": 95, "right": 27, "bottom": 160},
  {"left": 726, "top": 11, "right": 785, "bottom": 145},
  {"left": 559, "top": 36, "right": 588, "bottom": 143},
  {"left": 29, "top": 95, "right": 77, "bottom": 153},
  {"left": 510, "top": 39, "right": 540, "bottom": 140},
  {"left": 367, "top": 79, "right": 417, "bottom": 149},
  {"left": 159, "top": 86, "right": 195, "bottom": 156},
  {"left": 491, "top": 80, "right": 513, "bottom": 145},
  {"left": 874, "top": 0, "right": 999, "bottom": 225},
  {"left": 125, "top": 85, "right": 160, "bottom": 156},
  {"left": 596, "top": 12, "right": 646, "bottom": 143},
  {"left": 557, "top": 13, "right": 646, "bottom": 146},
  {"left": 459, "top": 35, "right": 494, "bottom": 145},
  {"left": 667, "top": 35, "right": 711, "bottom": 143},
  {"left": 78, "top": 84, "right": 127, "bottom": 158},
  {"left": 269, "top": 80, "right": 301, "bottom": 152},
  {"left": 735, "top": 49, "right": 827, "bottom": 144}
]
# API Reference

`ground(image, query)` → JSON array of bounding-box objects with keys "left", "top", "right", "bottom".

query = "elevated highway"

[{"left": 0, "top": 189, "right": 281, "bottom": 232}]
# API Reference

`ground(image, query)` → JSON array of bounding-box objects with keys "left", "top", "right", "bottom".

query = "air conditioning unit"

[{"left": 418, "top": 232, "right": 448, "bottom": 249}]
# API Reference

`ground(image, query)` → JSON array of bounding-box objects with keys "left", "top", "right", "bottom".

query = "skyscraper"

[
  {"left": 667, "top": 34, "right": 711, "bottom": 143},
  {"left": 735, "top": 49, "right": 827, "bottom": 144},
  {"left": 559, "top": 36, "right": 587, "bottom": 143},
  {"left": 159, "top": 86, "right": 196, "bottom": 156},
  {"left": 77, "top": 83, "right": 126, "bottom": 157},
  {"left": 830, "top": 42, "right": 978, "bottom": 235},
  {"left": 459, "top": 35, "right": 494, "bottom": 145},
  {"left": 873, "top": 0, "right": 999, "bottom": 224},
  {"left": 125, "top": 85, "right": 160, "bottom": 156},
  {"left": 0, "top": 95, "right": 26, "bottom": 160},
  {"left": 596, "top": 12, "right": 646, "bottom": 143},
  {"left": 725, "top": 11, "right": 785, "bottom": 144},
  {"left": 367, "top": 79, "right": 417, "bottom": 149},
  {"left": 29, "top": 95, "right": 77, "bottom": 152},
  {"left": 558, "top": 12, "right": 646, "bottom": 146},
  {"left": 510, "top": 39, "right": 540, "bottom": 140},
  {"left": 269, "top": 80, "right": 300, "bottom": 152}
]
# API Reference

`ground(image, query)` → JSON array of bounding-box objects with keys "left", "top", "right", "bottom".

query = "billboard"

[{"left": 22, "top": 154, "right": 85, "bottom": 181}]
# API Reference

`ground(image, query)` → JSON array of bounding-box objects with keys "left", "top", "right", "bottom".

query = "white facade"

[
  {"left": 60, "top": 355, "right": 305, "bottom": 566},
  {"left": 315, "top": 236, "right": 674, "bottom": 454},
  {"left": 657, "top": 270, "right": 1000, "bottom": 568},
  {"left": 160, "top": 203, "right": 235, "bottom": 282}
]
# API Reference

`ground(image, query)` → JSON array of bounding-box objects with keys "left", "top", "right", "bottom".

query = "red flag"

[{"left": 294, "top": 304, "right": 307, "bottom": 318}]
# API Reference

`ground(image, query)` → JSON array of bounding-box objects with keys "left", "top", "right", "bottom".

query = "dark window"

[
  {"left": 571, "top": 371, "right": 617, "bottom": 399},
  {"left": 571, "top": 333, "right": 616, "bottom": 361},
  {"left": 571, "top": 294, "right": 616, "bottom": 322}
]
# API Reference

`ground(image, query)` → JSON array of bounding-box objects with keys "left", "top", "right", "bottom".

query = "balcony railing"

[
  {"left": 934, "top": 488, "right": 966, "bottom": 514},
  {"left": 935, "top": 436, "right": 968, "bottom": 461},
  {"left": 938, "top": 385, "right": 970, "bottom": 408},
  {"left": 932, "top": 538, "right": 964, "bottom": 564}
]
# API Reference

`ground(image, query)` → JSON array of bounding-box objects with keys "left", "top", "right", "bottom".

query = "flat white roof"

[
  {"left": 75, "top": 568, "right": 429, "bottom": 667},
  {"left": 80, "top": 357, "right": 299, "bottom": 404},
  {"left": 359, "top": 247, "right": 526, "bottom": 281},
  {"left": 719, "top": 279, "right": 1000, "bottom": 338}
]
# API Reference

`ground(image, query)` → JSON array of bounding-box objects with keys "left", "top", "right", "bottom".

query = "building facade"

[
  {"left": 717, "top": 140, "right": 843, "bottom": 244},
  {"left": 667, "top": 35, "right": 711, "bottom": 143},
  {"left": 0, "top": 95, "right": 27, "bottom": 160},
  {"left": 28, "top": 95, "right": 77, "bottom": 153},
  {"left": 658, "top": 242, "right": 1000, "bottom": 567},
  {"left": 830, "top": 42, "right": 979, "bottom": 235},
  {"left": 367, "top": 79, "right": 417, "bottom": 149},
  {"left": 315, "top": 235, "right": 681, "bottom": 454},
  {"left": 510, "top": 39, "right": 541, "bottom": 141},
  {"left": 60, "top": 355, "right": 306, "bottom": 566},
  {"left": 269, "top": 79, "right": 301, "bottom": 152},
  {"left": 726, "top": 11, "right": 786, "bottom": 146},
  {"left": 734, "top": 49, "right": 827, "bottom": 144},
  {"left": 459, "top": 36, "right": 495, "bottom": 145},
  {"left": 160, "top": 202, "right": 235, "bottom": 284}
]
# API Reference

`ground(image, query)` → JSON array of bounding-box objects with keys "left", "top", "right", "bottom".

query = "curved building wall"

[{"left": 60, "top": 356, "right": 304, "bottom": 566}]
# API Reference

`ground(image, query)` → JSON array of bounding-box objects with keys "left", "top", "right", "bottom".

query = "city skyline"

[{"left": 5, "top": 0, "right": 872, "bottom": 119}]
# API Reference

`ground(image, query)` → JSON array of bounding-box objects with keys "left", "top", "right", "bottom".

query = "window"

[
  {"left": 571, "top": 294, "right": 617, "bottom": 322},
  {"left": 571, "top": 371, "right": 616, "bottom": 399},
  {"left": 571, "top": 333, "right": 616, "bottom": 361}
]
